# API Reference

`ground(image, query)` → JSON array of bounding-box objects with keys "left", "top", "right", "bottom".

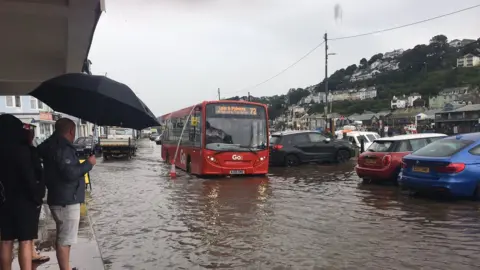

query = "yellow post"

[{"left": 79, "top": 159, "right": 91, "bottom": 216}]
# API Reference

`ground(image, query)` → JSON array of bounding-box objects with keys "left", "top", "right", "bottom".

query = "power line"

[
  {"left": 330, "top": 4, "right": 480, "bottom": 41},
  {"left": 225, "top": 3, "right": 480, "bottom": 97},
  {"left": 225, "top": 41, "right": 325, "bottom": 95}
]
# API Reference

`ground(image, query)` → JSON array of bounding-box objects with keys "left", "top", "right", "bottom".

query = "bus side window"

[{"left": 192, "top": 110, "right": 202, "bottom": 147}]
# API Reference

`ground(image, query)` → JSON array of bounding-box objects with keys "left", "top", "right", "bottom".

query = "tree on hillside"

[
  {"left": 460, "top": 39, "right": 480, "bottom": 55},
  {"left": 430, "top": 34, "right": 448, "bottom": 44},
  {"left": 345, "top": 64, "right": 357, "bottom": 75},
  {"left": 368, "top": 53, "right": 383, "bottom": 65},
  {"left": 359, "top": 58, "right": 368, "bottom": 69},
  {"left": 286, "top": 88, "right": 310, "bottom": 105}
]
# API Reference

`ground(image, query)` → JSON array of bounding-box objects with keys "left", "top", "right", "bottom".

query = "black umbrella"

[{"left": 29, "top": 73, "right": 160, "bottom": 130}]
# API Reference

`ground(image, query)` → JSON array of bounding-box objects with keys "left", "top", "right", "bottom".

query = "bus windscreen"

[{"left": 206, "top": 103, "right": 267, "bottom": 152}]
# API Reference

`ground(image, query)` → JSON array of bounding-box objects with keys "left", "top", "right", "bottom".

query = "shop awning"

[{"left": 0, "top": 0, "right": 105, "bottom": 95}]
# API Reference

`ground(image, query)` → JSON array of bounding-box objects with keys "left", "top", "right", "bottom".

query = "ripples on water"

[{"left": 88, "top": 141, "right": 480, "bottom": 270}]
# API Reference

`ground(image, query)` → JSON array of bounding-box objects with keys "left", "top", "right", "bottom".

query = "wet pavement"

[
  {"left": 12, "top": 204, "right": 104, "bottom": 270},
  {"left": 85, "top": 140, "right": 480, "bottom": 270}
]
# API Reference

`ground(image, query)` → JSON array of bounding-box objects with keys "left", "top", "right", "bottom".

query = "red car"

[{"left": 355, "top": 133, "right": 446, "bottom": 182}]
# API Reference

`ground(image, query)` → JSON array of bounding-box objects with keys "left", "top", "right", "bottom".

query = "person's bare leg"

[
  {"left": 18, "top": 240, "right": 33, "bottom": 270},
  {"left": 0, "top": 241, "right": 14, "bottom": 270},
  {"left": 56, "top": 245, "right": 71, "bottom": 270}
]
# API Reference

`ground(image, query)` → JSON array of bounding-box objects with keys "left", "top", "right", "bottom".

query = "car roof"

[
  {"left": 375, "top": 133, "right": 447, "bottom": 141},
  {"left": 443, "top": 132, "right": 480, "bottom": 141},
  {"left": 271, "top": 130, "right": 319, "bottom": 136},
  {"left": 346, "top": 131, "right": 378, "bottom": 136}
]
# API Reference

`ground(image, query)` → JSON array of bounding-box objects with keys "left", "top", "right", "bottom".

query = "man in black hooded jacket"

[{"left": 0, "top": 114, "right": 45, "bottom": 270}]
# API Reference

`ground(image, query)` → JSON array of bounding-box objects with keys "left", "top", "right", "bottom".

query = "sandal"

[{"left": 32, "top": 252, "right": 50, "bottom": 263}]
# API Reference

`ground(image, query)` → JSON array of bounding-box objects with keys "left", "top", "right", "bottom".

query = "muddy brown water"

[{"left": 86, "top": 140, "right": 480, "bottom": 270}]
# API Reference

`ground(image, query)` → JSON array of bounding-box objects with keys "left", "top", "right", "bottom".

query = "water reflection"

[
  {"left": 87, "top": 142, "right": 480, "bottom": 269},
  {"left": 169, "top": 177, "right": 273, "bottom": 268}
]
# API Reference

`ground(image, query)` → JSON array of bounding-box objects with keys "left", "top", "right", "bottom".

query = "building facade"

[
  {"left": 0, "top": 95, "right": 96, "bottom": 142},
  {"left": 457, "top": 54, "right": 480, "bottom": 68}
]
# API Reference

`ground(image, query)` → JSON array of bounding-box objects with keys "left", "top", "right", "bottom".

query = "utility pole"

[
  {"left": 324, "top": 32, "right": 330, "bottom": 132},
  {"left": 248, "top": 92, "right": 251, "bottom": 101},
  {"left": 217, "top": 88, "right": 221, "bottom": 100}
]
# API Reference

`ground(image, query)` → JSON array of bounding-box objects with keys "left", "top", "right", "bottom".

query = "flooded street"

[{"left": 87, "top": 140, "right": 480, "bottom": 270}]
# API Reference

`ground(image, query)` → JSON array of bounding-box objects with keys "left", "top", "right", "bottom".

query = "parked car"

[
  {"left": 74, "top": 137, "right": 101, "bottom": 157},
  {"left": 355, "top": 133, "right": 446, "bottom": 182},
  {"left": 340, "top": 131, "right": 380, "bottom": 150},
  {"left": 269, "top": 131, "right": 355, "bottom": 166},
  {"left": 149, "top": 132, "right": 159, "bottom": 141},
  {"left": 399, "top": 133, "right": 480, "bottom": 198}
]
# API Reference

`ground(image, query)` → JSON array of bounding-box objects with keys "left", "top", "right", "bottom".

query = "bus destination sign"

[{"left": 215, "top": 105, "right": 258, "bottom": 115}]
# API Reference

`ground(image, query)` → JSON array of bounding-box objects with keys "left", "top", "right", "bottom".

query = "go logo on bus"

[{"left": 232, "top": 154, "right": 242, "bottom": 160}]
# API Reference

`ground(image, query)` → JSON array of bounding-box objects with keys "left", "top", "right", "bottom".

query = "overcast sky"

[{"left": 88, "top": 0, "right": 480, "bottom": 116}]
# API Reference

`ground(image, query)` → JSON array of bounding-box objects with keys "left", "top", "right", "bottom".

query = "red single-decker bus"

[{"left": 159, "top": 100, "right": 269, "bottom": 176}]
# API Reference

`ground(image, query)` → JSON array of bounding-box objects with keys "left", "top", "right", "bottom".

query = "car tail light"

[
  {"left": 272, "top": 144, "right": 283, "bottom": 150},
  {"left": 436, "top": 163, "right": 465, "bottom": 174},
  {"left": 382, "top": 155, "right": 392, "bottom": 167}
]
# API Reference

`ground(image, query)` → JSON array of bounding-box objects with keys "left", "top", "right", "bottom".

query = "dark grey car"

[{"left": 269, "top": 131, "right": 355, "bottom": 166}]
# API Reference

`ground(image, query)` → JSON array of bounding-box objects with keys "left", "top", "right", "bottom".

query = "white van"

[{"left": 340, "top": 131, "right": 380, "bottom": 149}]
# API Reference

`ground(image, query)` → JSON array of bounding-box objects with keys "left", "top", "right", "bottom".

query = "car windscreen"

[
  {"left": 412, "top": 139, "right": 474, "bottom": 157},
  {"left": 366, "top": 134, "right": 376, "bottom": 141},
  {"left": 357, "top": 135, "right": 369, "bottom": 143},
  {"left": 367, "top": 141, "right": 394, "bottom": 152},
  {"left": 270, "top": 136, "right": 281, "bottom": 145}
]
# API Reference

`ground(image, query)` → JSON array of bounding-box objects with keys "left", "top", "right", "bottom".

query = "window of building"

[
  {"left": 30, "top": 97, "right": 38, "bottom": 109},
  {"left": 14, "top": 96, "right": 21, "bottom": 108},
  {"left": 6, "top": 96, "right": 22, "bottom": 108}
]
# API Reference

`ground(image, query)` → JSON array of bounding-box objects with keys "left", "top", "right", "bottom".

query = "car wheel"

[
  {"left": 336, "top": 149, "right": 350, "bottom": 163},
  {"left": 392, "top": 167, "right": 401, "bottom": 185},
  {"left": 473, "top": 183, "right": 480, "bottom": 200},
  {"left": 284, "top": 154, "right": 300, "bottom": 167}
]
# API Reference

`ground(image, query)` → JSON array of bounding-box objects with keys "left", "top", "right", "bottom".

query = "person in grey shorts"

[{"left": 38, "top": 118, "right": 96, "bottom": 270}]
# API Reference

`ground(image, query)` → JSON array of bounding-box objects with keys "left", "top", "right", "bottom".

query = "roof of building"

[
  {"left": 422, "top": 109, "right": 441, "bottom": 118},
  {"left": 376, "top": 111, "right": 391, "bottom": 117},
  {"left": 452, "top": 104, "right": 480, "bottom": 112},
  {"left": 349, "top": 113, "right": 377, "bottom": 121},
  {"left": 389, "top": 108, "right": 425, "bottom": 118}
]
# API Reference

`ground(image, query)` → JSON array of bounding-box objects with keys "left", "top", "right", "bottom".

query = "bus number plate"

[{"left": 230, "top": 170, "right": 245, "bottom": 175}]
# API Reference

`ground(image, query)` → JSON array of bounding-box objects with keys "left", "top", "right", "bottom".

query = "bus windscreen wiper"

[{"left": 239, "top": 145, "right": 258, "bottom": 154}]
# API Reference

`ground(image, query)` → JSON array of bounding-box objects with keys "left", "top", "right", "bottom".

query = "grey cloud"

[{"left": 88, "top": 0, "right": 480, "bottom": 115}]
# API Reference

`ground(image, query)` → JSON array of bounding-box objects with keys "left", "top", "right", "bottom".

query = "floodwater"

[{"left": 87, "top": 140, "right": 480, "bottom": 270}]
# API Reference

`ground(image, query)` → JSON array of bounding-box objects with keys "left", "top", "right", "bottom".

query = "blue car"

[{"left": 399, "top": 133, "right": 480, "bottom": 198}]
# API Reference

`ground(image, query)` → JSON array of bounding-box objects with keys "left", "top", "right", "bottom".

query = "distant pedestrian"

[
  {"left": 0, "top": 114, "right": 45, "bottom": 270},
  {"left": 38, "top": 118, "right": 96, "bottom": 270}
]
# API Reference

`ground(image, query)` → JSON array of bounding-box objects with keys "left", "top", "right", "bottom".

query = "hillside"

[{"left": 227, "top": 35, "right": 480, "bottom": 118}]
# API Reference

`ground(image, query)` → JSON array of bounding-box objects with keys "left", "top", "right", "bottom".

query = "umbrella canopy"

[{"left": 29, "top": 73, "right": 160, "bottom": 130}]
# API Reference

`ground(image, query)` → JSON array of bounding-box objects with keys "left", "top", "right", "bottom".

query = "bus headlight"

[
  {"left": 254, "top": 156, "right": 266, "bottom": 166},
  {"left": 206, "top": 156, "right": 218, "bottom": 164}
]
